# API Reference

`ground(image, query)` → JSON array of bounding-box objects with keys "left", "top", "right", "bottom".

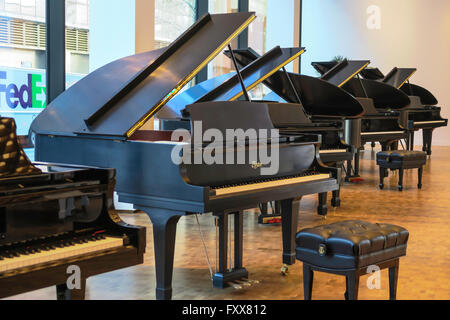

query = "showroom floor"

[{"left": 6, "top": 146, "right": 450, "bottom": 300}]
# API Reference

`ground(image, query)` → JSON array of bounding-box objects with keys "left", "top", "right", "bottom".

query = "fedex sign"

[
  {"left": 0, "top": 67, "right": 84, "bottom": 113},
  {"left": 0, "top": 71, "right": 46, "bottom": 110}
]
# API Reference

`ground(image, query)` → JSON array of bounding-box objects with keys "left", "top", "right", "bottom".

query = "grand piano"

[
  {"left": 312, "top": 60, "right": 411, "bottom": 176},
  {"left": 30, "top": 13, "right": 339, "bottom": 300},
  {"left": 361, "top": 67, "right": 448, "bottom": 155},
  {"left": 223, "top": 50, "right": 366, "bottom": 181},
  {"left": 158, "top": 46, "right": 352, "bottom": 216},
  {"left": 0, "top": 117, "right": 145, "bottom": 300}
]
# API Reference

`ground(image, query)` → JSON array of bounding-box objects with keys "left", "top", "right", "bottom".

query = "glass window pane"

[
  {"left": 208, "top": 0, "right": 238, "bottom": 79},
  {"left": 155, "top": 0, "right": 196, "bottom": 49}
]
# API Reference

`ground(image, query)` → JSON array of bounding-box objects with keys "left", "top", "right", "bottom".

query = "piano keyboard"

[
  {"left": 319, "top": 149, "right": 348, "bottom": 154},
  {"left": 0, "top": 235, "right": 124, "bottom": 274},
  {"left": 361, "top": 131, "right": 405, "bottom": 136},
  {"left": 413, "top": 120, "right": 446, "bottom": 125},
  {"left": 212, "top": 174, "right": 331, "bottom": 196}
]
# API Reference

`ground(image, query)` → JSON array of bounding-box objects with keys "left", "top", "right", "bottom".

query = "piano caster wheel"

[
  {"left": 379, "top": 184, "right": 384, "bottom": 190},
  {"left": 418, "top": 184, "right": 422, "bottom": 190},
  {"left": 398, "top": 186, "right": 403, "bottom": 192},
  {"left": 281, "top": 265, "right": 289, "bottom": 276}
]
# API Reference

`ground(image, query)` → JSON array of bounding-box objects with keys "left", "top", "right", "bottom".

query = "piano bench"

[
  {"left": 376, "top": 150, "right": 427, "bottom": 191},
  {"left": 296, "top": 220, "right": 409, "bottom": 300}
]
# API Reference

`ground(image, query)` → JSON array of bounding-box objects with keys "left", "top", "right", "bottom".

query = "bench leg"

[
  {"left": 389, "top": 259, "right": 400, "bottom": 300},
  {"left": 303, "top": 264, "right": 314, "bottom": 300},
  {"left": 398, "top": 169, "right": 404, "bottom": 191},
  {"left": 345, "top": 272, "right": 359, "bottom": 300},
  {"left": 418, "top": 166, "right": 423, "bottom": 189}
]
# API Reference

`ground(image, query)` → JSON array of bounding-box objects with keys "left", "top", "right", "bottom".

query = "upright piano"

[
  {"left": 0, "top": 117, "right": 145, "bottom": 300},
  {"left": 362, "top": 67, "right": 448, "bottom": 155},
  {"left": 30, "top": 13, "right": 339, "bottom": 300}
]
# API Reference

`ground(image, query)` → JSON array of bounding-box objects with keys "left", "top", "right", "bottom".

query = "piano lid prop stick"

[
  {"left": 227, "top": 44, "right": 251, "bottom": 102},
  {"left": 282, "top": 66, "right": 303, "bottom": 105}
]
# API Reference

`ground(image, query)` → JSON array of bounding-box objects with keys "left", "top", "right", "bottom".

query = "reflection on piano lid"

[{"left": 0, "top": 118, "right": 41, "bottom": 178}]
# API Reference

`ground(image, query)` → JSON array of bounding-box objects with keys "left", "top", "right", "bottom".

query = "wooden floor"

[{"left": 5, "top": 146, "right": 450, "bottom": 300}]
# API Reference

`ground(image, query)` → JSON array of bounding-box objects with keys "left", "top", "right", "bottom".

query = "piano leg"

[
  {"left": 56, "top": 279, "right": 86, "bottom": 300},
  {"left": 142, "top": 207, "right": 183, "bottom": 300},
  {"left": 422, "top": 129, "right": 434, "bottom": 156},
  {"left": 331, "top": 190, "right": 341, "bottom": 208},
  {"left": 317, "top": 193, "right": 328, "bottom": 216},
  {"left": 398, "top": 169, "right": 404, "bottom": 192},
  {"left": 354, "top": 152, "right": 360, "bottom": 177},
  {"left": 418, "top": 166, "right": 423, "bottom": 189},
  {"left": 213, "top": 212, "right": 248, "bottom": 288},
  {"left": 280, "top": 198, "right": 301, "bottom": 269}
]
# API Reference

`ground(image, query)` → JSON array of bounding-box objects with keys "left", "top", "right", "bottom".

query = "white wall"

[{"left": 302, "top": 0, "right": 450, "bottom": 146}]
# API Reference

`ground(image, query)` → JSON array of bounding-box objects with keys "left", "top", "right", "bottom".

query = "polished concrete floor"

[{"left": 5, "top": 146, "right": 450, "bottom": 300}]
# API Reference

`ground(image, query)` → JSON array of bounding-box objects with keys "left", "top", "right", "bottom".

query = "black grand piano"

[
  {"left": 30, "top": 13, "right": 339, "bottom": 300},
  {"left": 312, "top": 60, "right": 411, "bottom": 176},
  {"left": 0, "top": 117, "right": 145, "bottom": 300},
  {"left": 223, "top": 50, "right": 366, "bottom": 181},
  {"left": 361, "top": 67, "right": 448, "bottom": 155},
  {"left": 158, "top": 46, "right": 352, "bottom": 216}
]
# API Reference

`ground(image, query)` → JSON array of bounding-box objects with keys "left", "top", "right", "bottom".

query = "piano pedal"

[{"left": 281, "top": 264, "right": 289, "bottom": 276}]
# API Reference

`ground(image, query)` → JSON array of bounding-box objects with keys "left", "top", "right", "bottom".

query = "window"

[
  {"left": 155, "top": 0, "right": 196, "bottom": 49},
  {"left": 208, "top": 0, "right": 238, "bottom": 79},
  {"left": 248, "top": 0, "right": 267, "bottom": 99},
  {"left": 248, "top": 0, "right": 266, "bottom": 55}
]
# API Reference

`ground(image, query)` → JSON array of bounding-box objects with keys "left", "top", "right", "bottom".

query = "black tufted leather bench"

[
  {"left": 377, "top": 150, "right": 427, "bottom": 191},
  {"left": 296, "top": 220, "right": 409, "bottom": 300}
]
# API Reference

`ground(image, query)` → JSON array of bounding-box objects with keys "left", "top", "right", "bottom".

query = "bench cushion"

[
  {"left": 377, "top": 150, "right": 426, "bottom": 164},
  {"left": 296, "top": 220, "right": 409, "bottom": 270}
]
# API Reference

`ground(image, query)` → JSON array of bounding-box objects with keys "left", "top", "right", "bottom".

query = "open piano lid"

[
  {"left": 158, "top": 46, "right": 305, "bottom": 119},
  {"left": 320, "top": 60, "right": 370, "bottom": 88},
  {"left": 359, "top": 67, "right": 385, "bottom": 80},
  {"left": 228, "top": 49, "right": 365, "bottom": 118},
  {"left": 382, "top": 67, "right": 417, "bottom": 89},
  {"left": 31, "top": 12, "right": 256, "bottom": 138}
]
